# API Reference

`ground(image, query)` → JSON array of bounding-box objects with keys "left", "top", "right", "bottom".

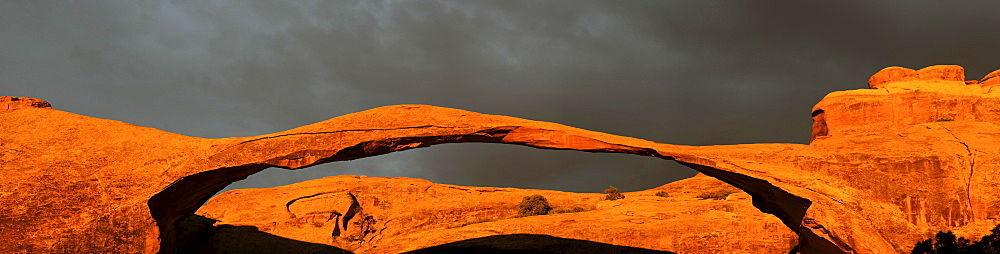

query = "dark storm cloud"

[{"left": 4, "top": 1, "right": 1000, "bottom": 193}]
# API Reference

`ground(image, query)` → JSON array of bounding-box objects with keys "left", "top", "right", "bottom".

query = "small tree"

[
  {"left": 911, "top": 224, "right": 1000, "bottom": 253},
  {"left": 517, "top": 195, "right": 551, "bottom": 217},
  {"left": 912, "top": 231, "right": 973, "bottom": 254},
  {"left": 604, "top": 186, "right": 625, "bottom": 201},
  {"left": 977, "top": 224, "right": 1000, "bottom": 254}
]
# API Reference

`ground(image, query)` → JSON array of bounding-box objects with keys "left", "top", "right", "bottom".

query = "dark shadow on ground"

[
  {"left": 209, "top": 225, "right": 351, "bottom": 254},
  {"left": 176, "top": 215, "right": 351, "bottom": 254},
  {"left": 181, "top": 214, "right": 672, "bottom": 254},
  {"left": 403, "top": 234, "right": 675, "bottom": 254}
]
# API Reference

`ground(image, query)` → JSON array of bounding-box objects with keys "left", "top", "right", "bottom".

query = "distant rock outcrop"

[
  {"left": 815, "top": 65, "right": 1000, "bottom": 142},
  {"left": 5, "top": 65, "right": 1000, "bottom": 253},
  {"left": 982, "top": 69, "right": 1000, "bottom": 86},
  {"left": 867, "top": 65, "right": 965, "bottom": 89},
  {"left": 0, "top": 96, "right": 51, "bottom": 112}
]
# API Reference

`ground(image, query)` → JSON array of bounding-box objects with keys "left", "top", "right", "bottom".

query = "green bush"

[
  {"left": 912, "top": 224, "right": 1000, "bottom": 254},
  {"left": 517, "top": 195, "right": 552, "bottom": 217},
  {"left": 552, "top": 206, "right": 587, "bottom": 214},
  {"left": 655, "top": 191, "right": 670, "bottom": 198},
  {"left": 696, "top": 190, "right": 737, "bottom": 200},
  {"left": 937, "top": 117, "right": 955, "bottom": 122},
  {"left": 604, "top": 186, "right": 625, "bottom": 201}
]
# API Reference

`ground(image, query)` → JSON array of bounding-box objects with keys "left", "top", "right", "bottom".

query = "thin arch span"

[{"left": 149, "top": 105, "right": 853, "bottom": 253}]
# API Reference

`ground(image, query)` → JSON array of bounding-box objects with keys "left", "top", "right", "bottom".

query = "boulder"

[
  {"left": 916, "top": 65, "right": 965, "bottom": 82},
  {"left": 867, "top": 65, "right": 965, "bottom": 89},
  {"left": 869, "top": 66, "right": 917, "bottom": 89}
]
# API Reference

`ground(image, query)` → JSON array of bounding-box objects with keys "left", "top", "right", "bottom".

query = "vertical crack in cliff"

[
  {"left": 941, "top": 126, "right": 976, "bottom": 222},
  {"left": 883, "top": 88, "right": 896, "bottom": 133},
  {"left": 967, "top": 151, "right": 976, "bottom": 223}
]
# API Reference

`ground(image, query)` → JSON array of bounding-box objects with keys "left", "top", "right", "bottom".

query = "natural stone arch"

[
  {"left": 147, "top": 104, "right": 851, "bottom": 253},
  {"left": 4, "top": 99, "right": 900, "bottom": 254},
  {"left": 13, "top": 66, "right": 1000, "bottom": 253}
]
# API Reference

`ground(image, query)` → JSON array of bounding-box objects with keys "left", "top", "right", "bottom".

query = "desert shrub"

[
  {"left": 655, "top": 191, "right": 670, "bottom": 198},
  {"left": 604, "top": 186, "right": 625, "bottom": 200},
  {"left": 911, "top": 224, "right": 1000, "bottom": 254},
  {"left": 696, "top": 190, "right": 737, "bottom": 200},
  {"left": 937, "top": 117, "right": 955, "bottom": 122},
  {"left": 552, "top": 206, "right": 587, "bottom": 214},
  {"left": 517, "top": 195, "right": 552, "bottom": 217}
]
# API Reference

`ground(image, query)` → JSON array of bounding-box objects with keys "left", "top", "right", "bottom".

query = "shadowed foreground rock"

[
  {"left": 403, "top": 234, "right": 673, "bottom": 254},
  {"left": 3, "top": 65, "right": 1000, "bottom": 253}
]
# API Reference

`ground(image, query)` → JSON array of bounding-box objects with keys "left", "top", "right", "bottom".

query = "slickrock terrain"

[
  {"left": 195, "top": 174, "right": 796, "bottom": 253},
  {"left": 3, "top": 65, "right": 1000, "bottom": 253}
]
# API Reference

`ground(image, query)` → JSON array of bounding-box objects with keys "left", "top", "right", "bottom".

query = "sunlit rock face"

[
  {"left": 0, "top": 96, "right": 51, "bottom": 112},
  {"left": 982, "top": 69, "right": 1000, "bottom": 86},
  {"left": 4, "top": 65, "right": 1000, "bottom": 254},
  {"left": 195, "top": 174, "right": 797, "bottom": 253},
  {"left": 866, "top": 65, "right": 965, "bottom": 89},
  {"left": 813, "top": 65, "right": 1000, "bottom": 142}
]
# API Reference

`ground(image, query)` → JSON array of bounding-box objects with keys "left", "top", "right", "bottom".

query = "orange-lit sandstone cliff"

[{"left": 3, "top": 65, "right": 1000, "bottom": 253}]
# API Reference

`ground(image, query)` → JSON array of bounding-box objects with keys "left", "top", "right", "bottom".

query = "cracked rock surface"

[{"left": 3, "top": 65, "right": 1000, "bottom": 253}]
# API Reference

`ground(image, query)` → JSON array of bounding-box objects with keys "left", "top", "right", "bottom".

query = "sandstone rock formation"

[
  {"left": 866, "top": 65, "right": 965, "bottom": 89},
  {"left": 816, "top": 65, "right": 1000, "bottom": 141},
  {"left": 983, "top": 69, "right": 1000, "bottom": 86},
  {"left": 0, "top": 96, "right": 51, "bottom": 112},
  {"left": 4, "top": 65, "right": 1000, "bottom": 253},
  {"left": 195, "top": 174, "right": 796, "bottom": 253}
]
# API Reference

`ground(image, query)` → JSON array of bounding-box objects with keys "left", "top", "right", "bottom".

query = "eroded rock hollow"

[{"left": 3, "top": 65, "right": 1000, "bottom": 253}]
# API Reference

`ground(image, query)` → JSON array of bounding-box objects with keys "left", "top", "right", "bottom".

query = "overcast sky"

[{"left": 4, "top": 1, "right": 1000, "bottom": 194}]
